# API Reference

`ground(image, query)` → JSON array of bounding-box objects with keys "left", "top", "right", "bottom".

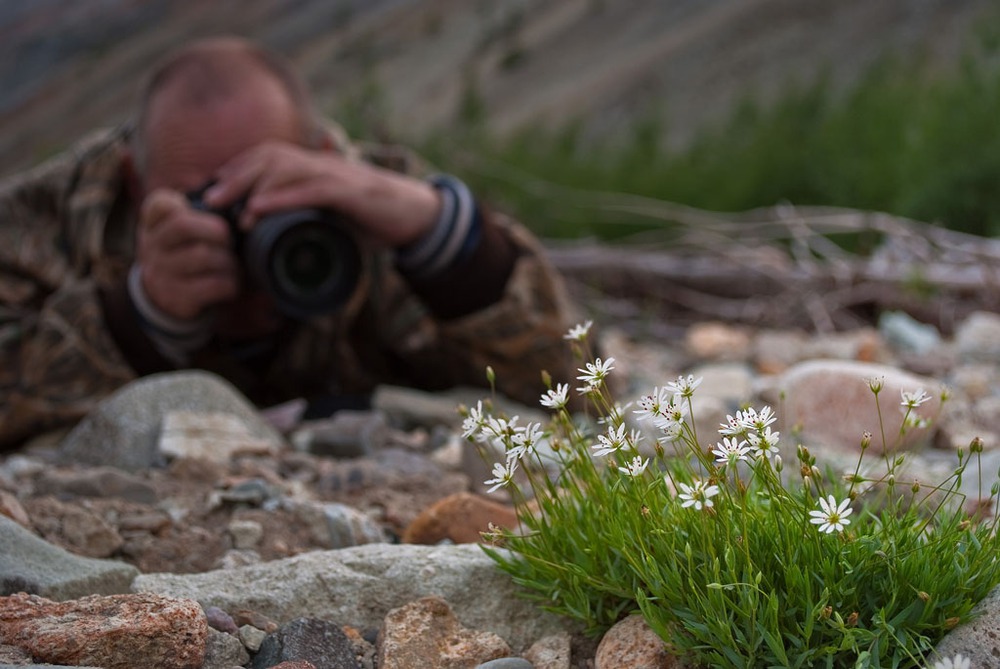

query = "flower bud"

[
  {"left": 918, "top": 591, "right": 930, "bottom": 602},
  {"left": 970, "top": 436, "right": 984, "bottom": 454},
  {"left": 911, "top": 480, "right": 921, "bottom": 494},
  {"left": 486, "top": 366, "right": 496, "bottom": 386},
  {"left": 541, "top": 369, "right": 552, "bottom": 389},
  {"left": 944, "top": 616, "right": 960, "bottom": 630},
  {"left": 860, "top": 432, "right": 872, "bottom": 450}
]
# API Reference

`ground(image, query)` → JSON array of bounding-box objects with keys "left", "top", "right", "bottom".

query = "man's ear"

[{"left": 120, "top": 148, "right": 145, "bottom": 212}]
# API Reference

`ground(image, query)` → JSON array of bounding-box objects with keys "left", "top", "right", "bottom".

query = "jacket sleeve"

[
  {"left": 369, "top": 208, "right": 580, "bottom": 408},
  {"left": 355, "top": 141, "right": 581, "bottom": 407},
  {"left": 0, "top": 152, "right": 138, "bottom": 449}
]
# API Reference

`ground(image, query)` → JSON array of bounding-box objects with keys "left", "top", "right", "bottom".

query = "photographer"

[{"left": 0, "top": 37, "right": 577, "bottom": 450}]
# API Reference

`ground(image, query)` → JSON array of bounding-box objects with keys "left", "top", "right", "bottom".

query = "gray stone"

[
  {"left": 878, "top": 310, "right": 942, "bottom": 355},
  {"left": 291, "top": 410, "right": 389, "bottom": 457},
  {"left": 374, "top": 385, "right": 544, "bottom": 432},
  {"left": 955, "top": 311, "right": 1000, "bottom": 363},
  {"left": 688, "top": 362, "right": 755, "bottom": 407},
  {"left": 33, "top": 467, "right": 157, "bottom": 504},
  {"left": 0, "top": 515, "right": 137, "bottom": 600},
  {"left": 281, "top": 499, "right": 388, "bottom": 549},
  {"left": 58, "top": 371, "right": 285, "bottom": 472},
  {"left": 250, "top": 617, "right": 359, "bottom": 669},
  {"left": 133, "top": 543, "right": 581, "bottom": 654},
  {"left": 202, "top": 628, "right": 250, "bottom": 669},
  {"left": 932, "top": 583, "right": 1000, "bottom": 666},
  {"left": 239, "top": 624, "right": 268, "bottom": 652},
  {"left": 476, "top": 659, "right": 535, "bottom": 669}
]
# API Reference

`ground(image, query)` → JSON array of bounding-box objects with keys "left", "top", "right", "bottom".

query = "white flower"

[
  {"left": 901, "top": 388, "right": 931, "bottom": 410},
  {"left": 719, "top": 413, "right": 745, "bottom": 437},
  {"left": 618, "top": 455, "right": 649, "bottom": 478},
  {"left": 712, "top": 437, "right": 751, "bottom": 468},
  {"left": 540, "top": 383, "right": 569, "bottom": 410},
  {"left": 564, "top": 320, "right": 594, "bottom": 341},
  {"left": 747, "top": 426, "right": 780, "bottom": 460},
  {"left": 484, "top": 459, "right": 519, "bottom": 493},
  {"left": 677, "top": 479, "right": 720, "bottom": 510},
  {"left": 634, "top": 386, "right": 673, "bottom": 422},
  {"left": 931, "top": 653, "right": 971, "bottom": 669},
  {"left": 748, "top": 405, "right": 777, "bottom": 432},
  {"left": 593, "top": 422, "right": 628, "bottom": 457},
  {"left": 809, "top": 495, "right": 853, "bottom": 534},
  {"left": 576, "top": 357, "right": 615, "bottom": 393},
  {"left": 667, "top": 374, "right": 703, "bottom": 398},
  {"left": 509, "top": 422, "right": 543, "bottom": 461},
  {"left": 461, "top": 401, "right": 487, "bottom": 440}
]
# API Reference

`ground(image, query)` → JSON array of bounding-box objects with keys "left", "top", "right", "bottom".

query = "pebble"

[{"left": 1, "top": 311, "right": 999, "bottom": 666}]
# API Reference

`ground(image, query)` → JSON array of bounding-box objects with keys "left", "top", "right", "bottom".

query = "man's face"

[{"left": 140, "top": 73, "right": 303, "bottom": 196}]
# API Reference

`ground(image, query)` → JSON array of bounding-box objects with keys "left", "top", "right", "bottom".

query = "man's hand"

[
  {"left": 201, "top": 141, "right": 442, "bottom": 249},
  {"left": 135, "top": 189, "right": 241, "bottom": 321}
]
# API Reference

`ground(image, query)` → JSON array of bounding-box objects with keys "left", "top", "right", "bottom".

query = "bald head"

[{"left": 131, "top": 38, "right": 323, "bottom": 188}]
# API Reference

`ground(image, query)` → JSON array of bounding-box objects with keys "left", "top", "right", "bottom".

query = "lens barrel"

[{"left": 242, "top": 209, "right": 361, "bottom": 318}]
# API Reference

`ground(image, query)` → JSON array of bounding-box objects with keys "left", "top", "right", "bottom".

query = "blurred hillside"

[{"left": 0, "top": 0, "right": 995, "bottom": 177}]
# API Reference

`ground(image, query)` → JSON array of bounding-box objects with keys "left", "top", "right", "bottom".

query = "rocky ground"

[{"left": 1, "top": 309, "right": 1000, "bottom": 668}]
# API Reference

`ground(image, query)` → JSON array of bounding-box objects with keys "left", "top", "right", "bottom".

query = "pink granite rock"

[
  {"left": 0, "top": 592, "right": 207, "bottom": 669},
  {"left": 594, "top": 615, "right": 677, "bottom": 669},
  {"left": 376, "top": 595, "right": 510, "bottom": 668}
]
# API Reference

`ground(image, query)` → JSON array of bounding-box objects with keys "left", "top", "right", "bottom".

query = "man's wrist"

[
  {"left": 394, "top": 175, "right": 481, "bottom": 279},
  {"left": 126, "top": 264, "right": 214, "bottom": 364}
]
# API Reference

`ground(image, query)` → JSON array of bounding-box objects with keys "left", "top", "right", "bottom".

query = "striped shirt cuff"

[
  {"left": 395, "top": 175, "right": 482, "bottom": 279},
  {"left": 126, "top": 264, "right": 214, "bottom": 365}
]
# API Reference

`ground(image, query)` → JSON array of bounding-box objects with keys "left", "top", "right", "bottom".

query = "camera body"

[{"left": 187, "top": 184, "right": 361, "bottom": 318}]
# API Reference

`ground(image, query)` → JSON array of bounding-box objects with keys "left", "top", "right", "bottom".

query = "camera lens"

[{"left": 243, "top": 209, "right": 361, "bottom": 317}]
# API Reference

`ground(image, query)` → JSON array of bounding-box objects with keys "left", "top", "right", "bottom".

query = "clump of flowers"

[{"left": 463, "top": 322, "right": 1000, "bottom": 668}]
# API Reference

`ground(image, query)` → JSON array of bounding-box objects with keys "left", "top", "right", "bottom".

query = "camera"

[{"left": 187, "top": 183, "right": 361, "bottom": 318}]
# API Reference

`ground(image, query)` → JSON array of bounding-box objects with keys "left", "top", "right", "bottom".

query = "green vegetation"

[
  {"left": 410, "top": 30, "right": 1000, "bottom": 241},
  {"left": 466, "top": 329, "right": 1000, "bottom": 668}
]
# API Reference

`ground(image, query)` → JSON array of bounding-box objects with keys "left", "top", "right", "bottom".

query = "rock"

[
  {"left": 250, "top": 618, "right": 359, "bottom": 669},
  {"left": 159, "top": 410, "right": 278, "bottom": 464},
  {"left": 594, "top": 615, "right": 676, "bottom": 669},
  {"left": 205, "top": 605, "right": 239, "bottom": 635},
  {"left": 932, "top": 583, "right": 1000, "bottom": 666},
  {"left": 291, "top": 410, "right": 389, "bottom": 457},
  {"left": 0, "top": 592, "right": 207, "bottom": 669},
  {"left": 203, "top": 627, "right": 250, "bottom": 669},
  {"left": 954, "top": 311, "right": 1000, "bottom": 363},
  {"left": 523, "top": 632, "right": 572, "bottom": 669},
  {"left": 0, "top": 515, "right": 137, "bottom": 599},
  {"left": 26, "top": 496, "right": 123, "bottom": 558},
  {"left": 753, "top": 329, "right": 809, "bottom": 374},
  {"left": 376, "top": 596, "right": 509, "bottom": 669},
  {"left": 403, "top": 492, "right": 519, "bottom": 545},
  {"left": 476, "top": 659, "right": 535, "bottom": 669},
  {"left": 776, "top": 360, "right": 942, "bottom": 452},
  {"left": 133, "top": 543, "right": 581, "bottom": 654},
  {"left": 240, "top": 624, "right": 268, "bottom": 652},
  {"left": 58, "top": 371, "right": 285, "bottom": 472},
  {"left": 685, "top": 322, "right": 752, "bottom": 361},
  {"left": 0, "top": 490, "right": 30, "bottom": 528},
  {"left": 33, "top": 466, "right": 157, "bottom": 504},
  {"left": 0, "top": 643, "right": 33, "bottom": 663},
  {"left": 878, "top": 310, "right": 942, "bottom": 355},
  {"left": 281, "top": 499, "right": 388, "bottom": 548},
  {"left": 269, "top": 662, "right": 317, "bottom": 669},
  {"left": 228, "top": 519, "right": 264, "bottom": 550},
  {"left": 688, "top": 362, "right": 755, "bottom": 407}
]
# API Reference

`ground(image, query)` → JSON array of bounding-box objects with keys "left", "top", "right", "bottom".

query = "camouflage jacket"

[{"left": 0, "top": 125, "right": 578, "bottom": 449}]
